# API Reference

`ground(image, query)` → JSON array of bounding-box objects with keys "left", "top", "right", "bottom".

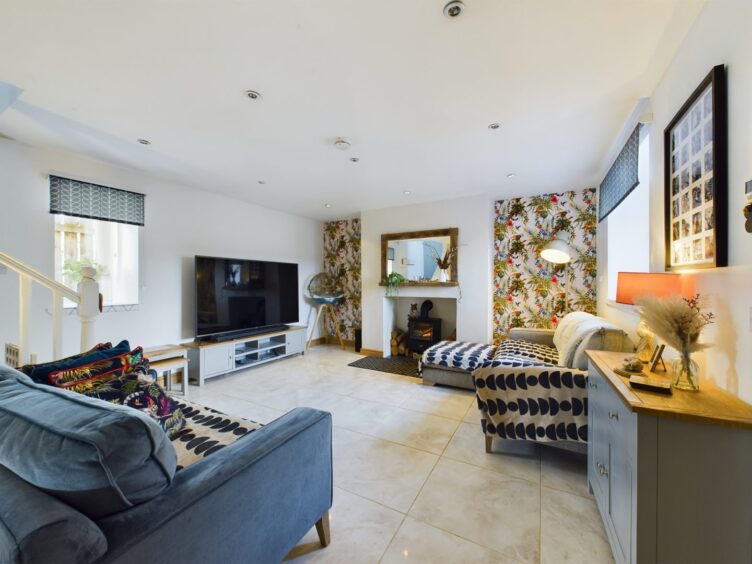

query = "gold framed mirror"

[{"left": 380, "top": 228, "right": 459, "bottom": 286}]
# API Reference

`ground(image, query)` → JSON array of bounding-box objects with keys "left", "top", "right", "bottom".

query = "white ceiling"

[{"left": 0, "top": 0, "right": 704, "bottom": 221}]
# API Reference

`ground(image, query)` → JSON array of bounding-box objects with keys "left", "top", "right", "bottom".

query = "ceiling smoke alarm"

[
  {"left": 333, "top": 138, "right": 351, "bottom": 151},
  {"left": 443, "top": 1, "right": 464, "bottom": 18},
  {"left": 245, "top": 90, "right": 261, "bottom": 100}
]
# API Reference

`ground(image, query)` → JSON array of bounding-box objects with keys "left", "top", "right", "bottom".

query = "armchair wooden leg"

[
  {"left": 485, "top": 435, "right": 493, "bottom": 453},
  {"left": 315, "top": 511, "right": 331, "bottom": 547}
]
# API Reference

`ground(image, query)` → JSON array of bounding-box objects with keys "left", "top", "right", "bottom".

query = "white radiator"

[{"left": 4, "top": 343, "right": 19, "bottom": 367}]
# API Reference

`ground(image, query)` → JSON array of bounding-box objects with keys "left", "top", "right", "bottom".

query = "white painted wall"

[
  {"left": 599, "top": 0, "right": 752, "bottom": 402},
  {"left": 0, "top": 139, "right": 323, "bottom": 361},
  {"left": 361, "top": 195, "right": 493, "bottom": 353}
]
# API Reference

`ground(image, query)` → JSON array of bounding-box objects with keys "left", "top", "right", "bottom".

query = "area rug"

[{"left": 348, "top": 355, "right": 420, "bottom": 378}]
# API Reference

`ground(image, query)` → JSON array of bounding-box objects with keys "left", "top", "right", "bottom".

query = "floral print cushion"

[
  {"left": 79, "top": 367, "right": 186, "bottom": 439},
  {"left": 47, "top": 347, "right": 145, "bottom": 392}
]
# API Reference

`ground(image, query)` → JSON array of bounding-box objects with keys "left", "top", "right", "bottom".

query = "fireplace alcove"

[{"left": 383, "top": 296, "right": 456, "bottom": 358}]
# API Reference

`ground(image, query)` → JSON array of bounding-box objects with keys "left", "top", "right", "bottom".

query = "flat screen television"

[{"left": 195, "top": 255, "right": 299, "bottom": 340}]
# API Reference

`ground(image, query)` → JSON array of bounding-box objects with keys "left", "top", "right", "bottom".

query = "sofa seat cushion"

[
  {"left": 421, "top": 341, "right": 497, "bottom": 373},
  {"left": 171, "top": 400, "right": 262, "bottom": 470},
  {"left": 0, "top": 365, "right": 176, "bottom": 519},
  {"left": 494, "top": 339, "right": 559, "bottom": 367}
]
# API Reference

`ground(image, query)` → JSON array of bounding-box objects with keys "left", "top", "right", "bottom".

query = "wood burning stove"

[{"left": 407, "top": 317, "right": 442, "bottom": 354}]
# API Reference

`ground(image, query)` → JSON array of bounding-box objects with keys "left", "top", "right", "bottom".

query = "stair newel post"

[
  {"left": 52, "top": 291, "right": 63, "bottom": 360},
  {"left": 18, "top": 274, "right": 32, "bottom": 365},
  {"left": 77, "top": 266, "right": 100, "bottom": 352}
]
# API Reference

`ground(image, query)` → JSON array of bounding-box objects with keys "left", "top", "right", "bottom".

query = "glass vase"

[{"left": 671, "top": 352, "right": 700, "bottom": 391}]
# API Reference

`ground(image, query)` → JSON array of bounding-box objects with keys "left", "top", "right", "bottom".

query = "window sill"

[{"left": 605, "top": 299, "right": 638, "bottom": 314}]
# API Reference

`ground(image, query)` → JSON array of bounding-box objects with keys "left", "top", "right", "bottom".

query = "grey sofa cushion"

[
  {"left": 0, "top": 364, "right": 176, "bottom": 519},
  {"left": 0, "top": 464, "right": 107, "bottom": 564}
]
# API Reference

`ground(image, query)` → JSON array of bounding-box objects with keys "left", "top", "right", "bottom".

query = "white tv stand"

[{"left": 186, "top": 325, "right": 306, "bottom": 386}]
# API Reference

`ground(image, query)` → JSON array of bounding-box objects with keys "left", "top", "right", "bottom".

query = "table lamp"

[{"left": 616, "top": 272, "right": 694, "bottom": 363}]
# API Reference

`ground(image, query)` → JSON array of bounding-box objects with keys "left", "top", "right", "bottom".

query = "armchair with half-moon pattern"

[{"left": 472, "top": 313, "right": 633, "bottom": 448}]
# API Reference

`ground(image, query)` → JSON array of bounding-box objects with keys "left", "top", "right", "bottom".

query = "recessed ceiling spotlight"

[
  {"left": 507, "top": 173, "right": 516, "bottom": 178},
  {"left": 245, "top": 90, "right": 261, "bottom": 100},
  {"left": 350, "top": 157, "right": 359, "bottom": 163},
  {"left": 443, "top": 0, "right": 464, "bottom": 18},
  {"left": 324, "top": 203, "right": 333, "bottom": 208},
  {"left": 333, "top": 138, "right": 351, "bottom": 151},
  {"left": 403, "top": 190, "right": 412, "bottom": 195},
  {"left": 488, "top": 123, "right": 501, "bottom": 130},
  {"left": 137, "top": 138, "right": 151, "bottom": 145}
]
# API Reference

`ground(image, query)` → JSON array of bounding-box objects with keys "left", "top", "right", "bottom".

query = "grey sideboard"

[{"left": 587, "top": 350, "right": 752, "bottom": 564}]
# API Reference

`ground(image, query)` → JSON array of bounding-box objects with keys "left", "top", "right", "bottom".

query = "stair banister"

[{"left": 0, "top": 251, "right": 101, "bottom": 364}]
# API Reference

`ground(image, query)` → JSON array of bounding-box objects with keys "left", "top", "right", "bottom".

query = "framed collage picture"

[{"left": 664, "top": 65, "right": 727, "bottom": 270}]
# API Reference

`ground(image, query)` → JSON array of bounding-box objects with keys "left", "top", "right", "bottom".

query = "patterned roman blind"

[
  {"left": 598, "top": 124, "right": 641, "bottom": 222},
  {"left": 49, "top": 175, "right": 145, "bottom": 226}
]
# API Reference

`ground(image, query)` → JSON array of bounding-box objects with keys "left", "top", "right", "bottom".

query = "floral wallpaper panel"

[
  {"left": 323, "top": 218, "right": 361, "bottom": 341},
  {"left": 493, "top": 189, "right": 597, "bottom": 343}
]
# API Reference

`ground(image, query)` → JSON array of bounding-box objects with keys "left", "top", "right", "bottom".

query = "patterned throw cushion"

[
  {"left": 493, "top": 339, "right": 559, "bottom": 366},
  {"left": 48, "top": 347, "right": 145, "bottom": 392},
  {"left": 18, "top": 342, "right": 115, "bottom": 383},
  {"left": 421, "top": 341, "right": 497, "bottom": 372},
  {"left": 80, "top": 368, "right": 185, "bottom": 439},
  {"left": 170, "top": 400, "right": 262, "bottom": 470}
]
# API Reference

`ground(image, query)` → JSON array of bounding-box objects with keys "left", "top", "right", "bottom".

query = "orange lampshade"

[{"left": 616, "top": 272, "right": 694, "bottom": 305}]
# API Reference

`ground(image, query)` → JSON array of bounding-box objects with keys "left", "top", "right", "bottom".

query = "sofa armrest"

[
  {"left": 96, "top": 407, "right": 333, "bottom": 564},
  {"left": 0, "top": 465, "right": 107, "bottom": 564},
  {"left": 508, "top": 328, "right": 555, "bottom": 347}
]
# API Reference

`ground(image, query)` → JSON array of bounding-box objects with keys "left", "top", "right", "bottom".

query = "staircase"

[{"left": 0, "top": 251, "right": 101, "bottom": 365}]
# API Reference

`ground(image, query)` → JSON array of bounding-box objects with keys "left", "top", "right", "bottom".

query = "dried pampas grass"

[{"left": 634, "top": 294, "right": 714, "bottom": 354}]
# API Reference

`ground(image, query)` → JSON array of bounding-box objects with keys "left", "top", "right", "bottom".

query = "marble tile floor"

[{"left": 187, "top": 345, "right": 613, "bottom": 564}]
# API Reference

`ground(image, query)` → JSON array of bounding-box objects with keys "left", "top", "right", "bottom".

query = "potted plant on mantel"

[{"left": 383, "top": 272, "right": 406, "bottom": 297}]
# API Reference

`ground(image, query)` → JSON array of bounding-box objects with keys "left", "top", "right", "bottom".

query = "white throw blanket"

[{"left": 553, "top": 312, "right": 623, "bottom": 368}]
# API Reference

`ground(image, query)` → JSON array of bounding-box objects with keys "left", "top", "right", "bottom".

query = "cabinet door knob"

[{"left": 608, "top": 411, "right": 619, "bottom": 420}]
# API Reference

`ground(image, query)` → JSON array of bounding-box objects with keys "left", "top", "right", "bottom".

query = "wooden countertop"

[{"left": 587, "top": 350, "right": 752, "bottom": 430}]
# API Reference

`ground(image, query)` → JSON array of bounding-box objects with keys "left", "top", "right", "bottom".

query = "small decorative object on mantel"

[
  {"left": 635, "top": 294, "right": 714, "bottom": 391},
  {"left": 664, "top": 64, "right": 727, "bottom": 271},
  {"left": 431, "top": 246, "right": 457, "bottom": 282},
  {"left": 408, "top": 303, "right": 419, "bottom": 321}
]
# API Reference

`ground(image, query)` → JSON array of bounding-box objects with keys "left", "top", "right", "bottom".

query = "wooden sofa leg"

[
  {"left": 485, "top": 435, "right": 493, "bottom": 453},
  {"left": 315, "top": 511, "right": 331, "bottom": 547}
]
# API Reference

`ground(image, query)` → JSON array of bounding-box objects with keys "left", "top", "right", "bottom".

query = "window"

[
  {"left": 606, "top": 125, "right": 651, "bottom": 300},
  {"left": 54, "top": 214, "right": 139, "bottom": 307}
]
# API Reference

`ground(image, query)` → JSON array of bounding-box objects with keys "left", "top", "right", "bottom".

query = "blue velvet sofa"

[{"left": 0, "top": 364, "right": 333, "bottom": 564}]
